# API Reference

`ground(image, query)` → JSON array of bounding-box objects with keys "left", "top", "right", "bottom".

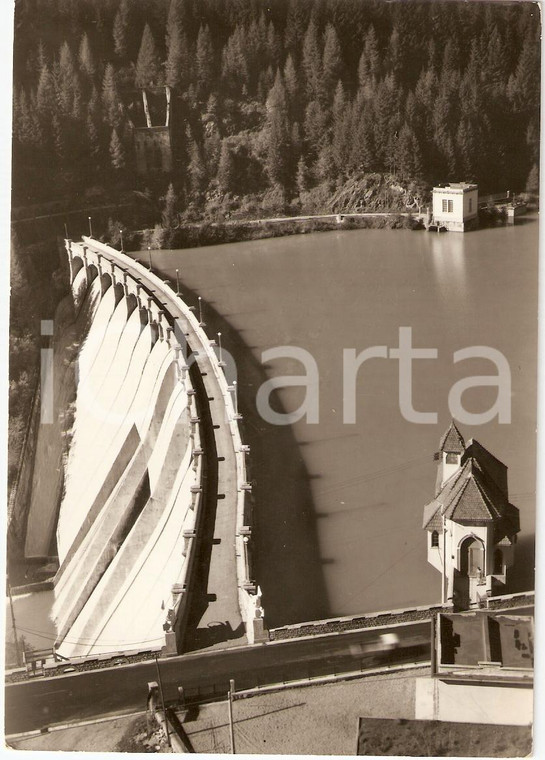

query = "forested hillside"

[{"left": 12, "top": 0, "right": 540, "bottom": 217}]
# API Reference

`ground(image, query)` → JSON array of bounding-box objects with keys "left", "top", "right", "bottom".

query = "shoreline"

[
  {"left": 121, "top": 212, "right": 424, "bottom": 252},
  {"left": 112, "top": 204, "right": 536, "bottom": 253}
]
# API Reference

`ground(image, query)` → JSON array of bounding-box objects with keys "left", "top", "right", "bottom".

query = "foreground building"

[
  {"left": 423, "top": 422, "right": 520, "bottom": 608},
  {"left": 432, "top": 182, "right": 479, "bottom": 231}
]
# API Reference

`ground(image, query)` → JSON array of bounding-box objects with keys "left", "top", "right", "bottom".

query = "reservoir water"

[{"left": 139, "top": 218, "right": 538, "bottom": 628}]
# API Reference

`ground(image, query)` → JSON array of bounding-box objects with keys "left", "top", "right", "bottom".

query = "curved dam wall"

[
  {"left": 49, "top": 238, "right": 263, "bottom": 659},
  {"left": 49, "top": 242, "right": 203, "bottom": 658}
]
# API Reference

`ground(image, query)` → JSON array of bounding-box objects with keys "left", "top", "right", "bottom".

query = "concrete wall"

[
  {"left": 80, "top": 239, "right": 265, "bottom": 646},
  {"left": 134, "top": 128, "right": 172, "bottom": 174},
  {"left": 50, "top": 241, "right": 208, "bottom": 656},
  {"left": 58, "top": 238, "right": 263, "bottom": 656},
  {"left": 415, "top": 678, "right": 533, "bottom": 725}
]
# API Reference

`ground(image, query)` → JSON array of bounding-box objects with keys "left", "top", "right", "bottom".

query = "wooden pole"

[
  {"left": 7, "top": 581, "right": 22, "bottom": 667},
  {"left": 228, "top": 679, "right": 236, "bottom": 754},
  {"left": 154, "top": 655, "right": 171, "bottom": 748}
]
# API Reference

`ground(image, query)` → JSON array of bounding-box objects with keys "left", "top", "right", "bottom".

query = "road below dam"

[{"left": 138, "top": 217, "right": 538, "bottom": 627}]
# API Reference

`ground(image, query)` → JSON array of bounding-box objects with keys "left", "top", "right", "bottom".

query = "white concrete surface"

[{"left": 415, "top": 677, "right": 533, "bottom": 725}]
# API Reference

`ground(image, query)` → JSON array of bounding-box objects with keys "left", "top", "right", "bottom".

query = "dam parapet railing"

[
  {"left": 68, "top": 237, "right": 265, "bottom": 650},
  {"left": 269, "top": 590, "right": 535, "bottom": 641}
]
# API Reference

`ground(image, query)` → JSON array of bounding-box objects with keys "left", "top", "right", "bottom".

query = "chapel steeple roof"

[{"left": 438, "top": 420, "right": 465, "bottom": 455}]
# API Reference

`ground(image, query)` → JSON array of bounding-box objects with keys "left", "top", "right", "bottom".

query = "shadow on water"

[{"left": 154, "top": 269, "right": 331, "bottom": 630}]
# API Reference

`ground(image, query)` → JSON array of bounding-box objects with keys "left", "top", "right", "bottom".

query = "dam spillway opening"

[{"left": 10, "top": 238, "right": 264, "bottom": 663}]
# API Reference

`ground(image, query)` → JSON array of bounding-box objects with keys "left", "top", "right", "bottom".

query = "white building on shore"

[{"left": 432, "top": 182, "right": 479, "bottom": 231}]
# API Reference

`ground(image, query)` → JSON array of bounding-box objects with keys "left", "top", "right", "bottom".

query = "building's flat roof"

[
  {"left": 437, "top": 611, "right": 533, "bottom": 674},
  {"left": 433, "top": 183, "right": 478, "bottom": 192}
]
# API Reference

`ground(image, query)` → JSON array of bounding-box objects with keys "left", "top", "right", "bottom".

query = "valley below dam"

[{"left": 137, "top": 217, "right": 538, "bottom": 628}]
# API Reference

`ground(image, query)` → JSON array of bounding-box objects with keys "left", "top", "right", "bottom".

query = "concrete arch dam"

[{"left": 27, "top": 238, "right": 263, "bottom": 660}]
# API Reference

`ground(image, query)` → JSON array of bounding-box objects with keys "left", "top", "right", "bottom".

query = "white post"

[{"left": 228, "top": 680, "right": 236, "bottom": 754}]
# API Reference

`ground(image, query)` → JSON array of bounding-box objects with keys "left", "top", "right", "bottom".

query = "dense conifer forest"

[{"left": 12, "top": 0, "right": 541, "bottom": 217}]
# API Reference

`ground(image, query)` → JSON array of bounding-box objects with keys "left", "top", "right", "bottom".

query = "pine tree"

[
  {"left": 246, "top": 18, "right": 265, "bottom": 93},
  {"left": 14, "top": 88, "right": 41, "bottom": 149},
  {"left": 113, "top": 0, "right": 130, "bottom": 59},
  {"left": 221, "top": 26, "right": 249, "bottom": 94},
  {"left": 296, "top": 155, "right": 309, "bottom": 195},
  {"left": 57, "top": 41, "right": 80, "bottom": 117},
  {"left": 396, "top": 123, "right": 423, "bottom": 181},
  {"left": 284, "top": 0, "right": 310, "bottom": 60},
  {"left": 525, "top": 163, "right": 539, "bottom": 194},
  {"left": 258, "top": 66, "right": 275, "bottom": 102},
  {"left": 485, "top": 25, "right": 508, "bottom": 100},
  {"left": 455, "top": 119, "right": 475, "bottom": 179},
  {"left": 332, "top": 80, "right": 346, "bottom": 126},
  {"left": 265, "top": 71, "right": 291, "bottom": 189},
  {"left": 52, "top": 112, "right": 65, "bottom": 160},
  {"left": 135, "top": 24, "right": 161, "bottom": 88},
  {"left": 386, "top": 27, "right": 402, "bottom": 79},
  {"left": 196, "top": 25, "right": 214, "bottom": 98},
  {"left": 332, "top": 112, "right": 351, "bottom": 180},
  {"left": 36, "top": 64, "right": 56, "bottom": 121},
  {"left": 109, "top": 128, "right": 125, "bottom": 170},
  {"left": 162, "top": 182, "right": 178, "bottom": 227},
  {"left": 349, "top": 106, "right": 375, "bottom": 173},
  {"left": 217, "top": 140, "right": 235, "bottom": 194},
  {"left": 302, "top": 17, "right": 322, "bottom": 102},
  {"left": 291, "top": 121, "right": 302, "bottom": 164},
  {"left": 315, "top": 142, "right": 336, "bottom": 184},
  {"left": 363, "top": 26, "right": 380, "bottom": 81},
  {"left": 166, "top": 0, "right": 189, "bottom": 90},
  {"left": 303, "top": 99, "right": 327, "bottom": 162},
  {"left": 322, "top": 24, "right": 343, "bottom": 102},
  {"left": 284, "top": 54, "right": 299, "bottom": 110},
  {"left": 88, "top": 85, "right": 101, "bottom": 122},
  {"left": 166, "top": 26, "right": 191, "bottom": 90},
  {"left": 509, "top": 36, "right": 540, "bottom": 113},
  {"left": 166, "top": 0, "right": 186, "bottom": 53},
  {"left": 36, "top": 41, "right": 48, "bottom": 76},
  {"left": 78, "top": 32, "right": 96, "bottom": 80},
  {"left": 71, "top": 76, "right": 84, "bottom": 121},
  {"left": 86, "top": 112, "right": 101, "bottom": 159},
  {"left": 102, "top": 64, "right": 122, "bottom": 128},
  {"left": 266, "top": 22, "right": 281, "bottom": 72},
  {"left": 426, "top": 39, "right": 438, "bottom": 72},
  {"left": 188, "top": 139, "right": 207, "bottom": 193}
]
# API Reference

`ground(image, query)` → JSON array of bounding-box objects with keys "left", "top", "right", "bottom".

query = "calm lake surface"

[{"left": 141, "top": 218, "right": 538, "bottom": 627}]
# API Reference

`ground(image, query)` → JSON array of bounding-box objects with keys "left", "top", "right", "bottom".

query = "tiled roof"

[
  {"left": 445, "top": 471, "right": 500, "bottom": 522},
  {"left": 426, "top": 510, "right": 443, "bottom": 531},
  {"left": 438, "top": 421, "right": 465, "bottom": 454},
  {"left": 423, "top": 436, "right": 520, "bottom": 534},
  {"left": 423, "top": 499, "right": 441, "bottom": 529}
]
